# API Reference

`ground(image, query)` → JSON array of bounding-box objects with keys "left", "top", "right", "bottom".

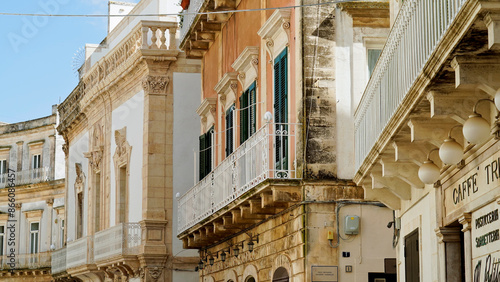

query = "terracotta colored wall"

[{"left": 202, "top": 38, "right": 221, "bottom": 101}]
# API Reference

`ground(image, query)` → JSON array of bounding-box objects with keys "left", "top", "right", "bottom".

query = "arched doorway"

[
  {"left": 245, "top": 277, "right": 256, "bottom": 282},
  {"left": 273, "top": 267, "right": 289, "bottom": 282}
]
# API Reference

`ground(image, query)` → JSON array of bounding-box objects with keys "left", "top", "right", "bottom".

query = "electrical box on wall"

[{"left": 345, "top": 215, "right": 359, "bottom": 235}]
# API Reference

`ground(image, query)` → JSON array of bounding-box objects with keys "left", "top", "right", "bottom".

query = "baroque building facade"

[
  {"left": 51, "top": 1, "right": 201, "bottom": 281},
  {"left": 354, "top": 0, "right": 500, "bottom": 281},
  {"left": 176, "top": 0, "right": 397, "bottom": 281},
  {"left": 0, "top": 106, "right": 65, "bottom": 281}
]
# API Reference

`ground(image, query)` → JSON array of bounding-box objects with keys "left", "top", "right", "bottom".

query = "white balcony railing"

[
  {"left": 179, "top": 0, "right": 206, "bottom": 43},
  {"left": 66, "top": 236, "right": 93, "bottom": 269},
  {"left": 177, "top": 123, "right": 299, "bottom": 235},
  {"left": 0, "top": 167, "right": 51, "bottom": 188},
  {"left": 51, "top": 247, "right": 66, "bottom": 274},
  {"left": 94, "top": 223, "right": 142, "bottom": 262},
  {"left": 354, "top": 0, "right": 467, "bottom": 171},
  {"left": 0, "top": 252, "right": 51, "bottom": 269}
]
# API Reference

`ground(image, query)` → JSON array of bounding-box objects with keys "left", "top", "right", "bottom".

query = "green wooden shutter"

[
  {"left": 199, "top": 134, "right": 206, "bottom": 180},
  {"left": 226, "top": 106, "right": 234, "bottom": 156},
  {"left": 240, "top": 90, "right": 249, "bottom": 144},
  {"left": 249, "top": 82, "right": 256, "bottom": 136},
  {"left": 205, "top": 127, "right": 212, "bottom": 176},
  {"left": 274, "top": 49, "right": 288, "bottom": 172}
]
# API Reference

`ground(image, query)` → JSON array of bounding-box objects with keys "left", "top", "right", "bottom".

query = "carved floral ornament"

[
  {"left": 84, "top": 123, "right": 104, "bottom": 173},
  {"left": 142, "top": 75, "right": 170, "bottom": 94}
]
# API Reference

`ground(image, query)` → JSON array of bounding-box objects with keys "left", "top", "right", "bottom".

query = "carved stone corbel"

[
  {"left": 265, "top": 38, "right": 274, "bottom": 63},
  {"left": 75, "top": 163, "right": 85, "bottom": 194}
]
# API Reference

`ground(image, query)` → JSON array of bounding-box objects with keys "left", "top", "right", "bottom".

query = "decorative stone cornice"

[
  {"left": 232, "top": 46, "right": 259, "bottom": 88},
  {"left": 214, "top": 72, "right": 238, "bottom": 98},
  {"left": 142, "top": 75, "right": 170, "bottom": 94},
  {"left": 258, "top": 9, "right": 291, "bottom": 62},
  {"left": 196, "top": 98, "right": 217, "bottom": 119}
]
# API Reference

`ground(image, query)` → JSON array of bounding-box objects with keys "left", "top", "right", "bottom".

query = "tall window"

[
  {"left": 60, "top": 219, "right": 65, "bottom": 247},
  {"left": 367, "top": 49, "right": 382, "bottom": 77},
  {"left": 32, "top": 154, "right": 41, "bottom": 179},
  {"left": 199, "top": 127, "right": 213, "bottom": 181},
  {"left": 30, "top": 222, "right": 39, "bottom": 254},
  {"left": 240, "top": 82, "right": 257, "bottom": 144},
  {"left": 274, "top": 48, "right": 288, "bottom": 173},
  {"left": 118, "top": 166, "right": 128, "bottom": 224},
  {"left": 32, "top": 154, "right": 41, "bottom": 169},
  {"left": 0, "top": 160, "right": 6, "bottom": 174},
  {"left": 0, "top": 160, "right": 6, "bottom": 184},
  {"left": 77, "top": 192, "right": 83, "bottom": 239},
  {"left": 0, "top": 226, "right": 4, "bottom": 256},
  {"left": 225, "top": 105, "right": 235, "bottom": 157}
]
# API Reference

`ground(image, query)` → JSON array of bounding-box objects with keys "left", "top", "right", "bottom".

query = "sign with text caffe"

[{"left": 444, "top": 152, "right": 500, "bottom": 217}]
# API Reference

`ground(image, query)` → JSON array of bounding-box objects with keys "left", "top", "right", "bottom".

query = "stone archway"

[
  {"left": 272, "top": 254, "right": 292, "bottom": 281},
  {"left": 242, "top": 264, "right": 258, "bottom": 282},
  {"left": 272, "top": 267, "right": 289, "bottom": 282},
  {"left": 225, "top": 269, "right": 238, "bottom": 282}
]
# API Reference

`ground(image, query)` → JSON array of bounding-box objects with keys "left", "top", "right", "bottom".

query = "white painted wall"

[
  {"left": 338, "top": 204, "right": 396, "bottom": 281},
  {"left": 110, "top": 91, "right": 144, "bottom": 225},
  {"left": 108, "top": 1, "right": 136, "bottom": 34},
  {"left": 54, "top": 132, "right": 66, "bottom": 180},
  {"left": 173, "top": 72, "right": 201, "bottom": 280},
  {"left": 335, "top": 11, "right": 389, "bottom": 180},
  {"left": 88, "top": 0, "right": 179, "bottom": 69},
  {"left": 335, "top": 10, "right": 355, "bottom": 180},
  {"left": 67, "top": 132, "right": 89, "bottom": 241},
  {"left": 398, "top": 192, "right": 441, "bottom": 282}
]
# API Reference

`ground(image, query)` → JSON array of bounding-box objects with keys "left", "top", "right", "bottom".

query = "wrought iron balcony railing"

[
  {"left": 354, "top": 0, "right": 467, "bottom": 171},
  {"left": 94, "top": 223, "right": 142, "bottom": 262},
  {"left": 0, "top": 167, "right": 51, "bottom": 188},
  {"left": 0, "top": 252, "right": 51, "bottom": 270},
  {"left": 177, "top": 123, "right": 299, "bottom": 235}
]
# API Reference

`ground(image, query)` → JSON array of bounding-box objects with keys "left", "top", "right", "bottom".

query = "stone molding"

[
  {"left": 214, "top": 72, "right": 238, "bottom": 112},
  {"left": 74, "top": 163, "right": 85, "bottom": 194},
  {"left": 258, "top": 9, "right": 291, "bottom": 63},
  {"left": 232, "top": 46, "right": 259, "bottom": 89}
]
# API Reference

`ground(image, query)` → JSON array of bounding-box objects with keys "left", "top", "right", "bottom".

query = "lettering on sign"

[
  {"left": 311, "top": 266, "right": 338, "bottom": 282},
  {"left": 473, "top": 254, "right": 500, "bottom": 282},
  {"left": 444, "top": 152, "right": 500, "bottom": 216}
]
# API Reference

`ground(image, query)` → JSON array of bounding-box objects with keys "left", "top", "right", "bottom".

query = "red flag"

[{"left": 181, "top": 0, "right": 190, "bottom": 10}]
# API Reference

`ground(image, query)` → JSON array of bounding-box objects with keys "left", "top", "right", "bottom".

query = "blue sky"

[{"left": 0, "top": 0, "right": 140, "bottom": 123}]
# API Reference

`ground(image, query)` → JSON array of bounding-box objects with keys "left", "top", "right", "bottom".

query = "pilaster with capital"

[{"left": 459, "top": 213, "right": 472, "bottom": 282}]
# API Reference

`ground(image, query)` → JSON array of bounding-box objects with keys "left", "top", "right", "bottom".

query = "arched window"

[
  {"left": 272, "top": 267, "right": 289, "bottom": 282},
  {"left": 245, "top": 276, "right": 256, "bottom": 282}
]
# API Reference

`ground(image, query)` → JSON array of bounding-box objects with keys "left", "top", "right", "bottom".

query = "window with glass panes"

[
  {"left": 274, "top": 48, "right": 288, "bottom": 172},
  {"left": 32, "top": 155, "right": 41, "bottom": 169},
  {"left": 0, "top": 160, "right": 6, "bottom": 184},
  {"left": 60, "top": 219, "right": 65, "bottom": 247},
  {"left": 225, "top": 105, "right": 235, "bottom": 157},
  {"left": 240, "top": 82, "right": 257, "bottom": 144},
  {"left": 367, "top": 49, "right": 382, "bottom": 77},
  {"left": 30, "top": 222, "right": 39, "bottom": 254}
]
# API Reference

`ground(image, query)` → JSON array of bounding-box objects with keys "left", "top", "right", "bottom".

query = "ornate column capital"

[{"left": 142, "top": 75, "right": 170, "bottom": 94}]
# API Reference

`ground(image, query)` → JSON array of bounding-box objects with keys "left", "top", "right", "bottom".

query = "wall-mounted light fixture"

[
  {"left": 439, "top": 125, "right": 464, "bottom": 165},
  {"left": 463, "top": 99, "right": 497, "bottom": 144},
  {"left": 233, "top": 242, "right": 244, "bottom": 258},
  {"left": 418, "top": 148, "right": 440, "bottom": 185},
  {"left": 263, "top": 111, "right": 273, "bottom": 123},
  {"left": 247, "top": 235, "right": 259, "bottom": 252}
]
